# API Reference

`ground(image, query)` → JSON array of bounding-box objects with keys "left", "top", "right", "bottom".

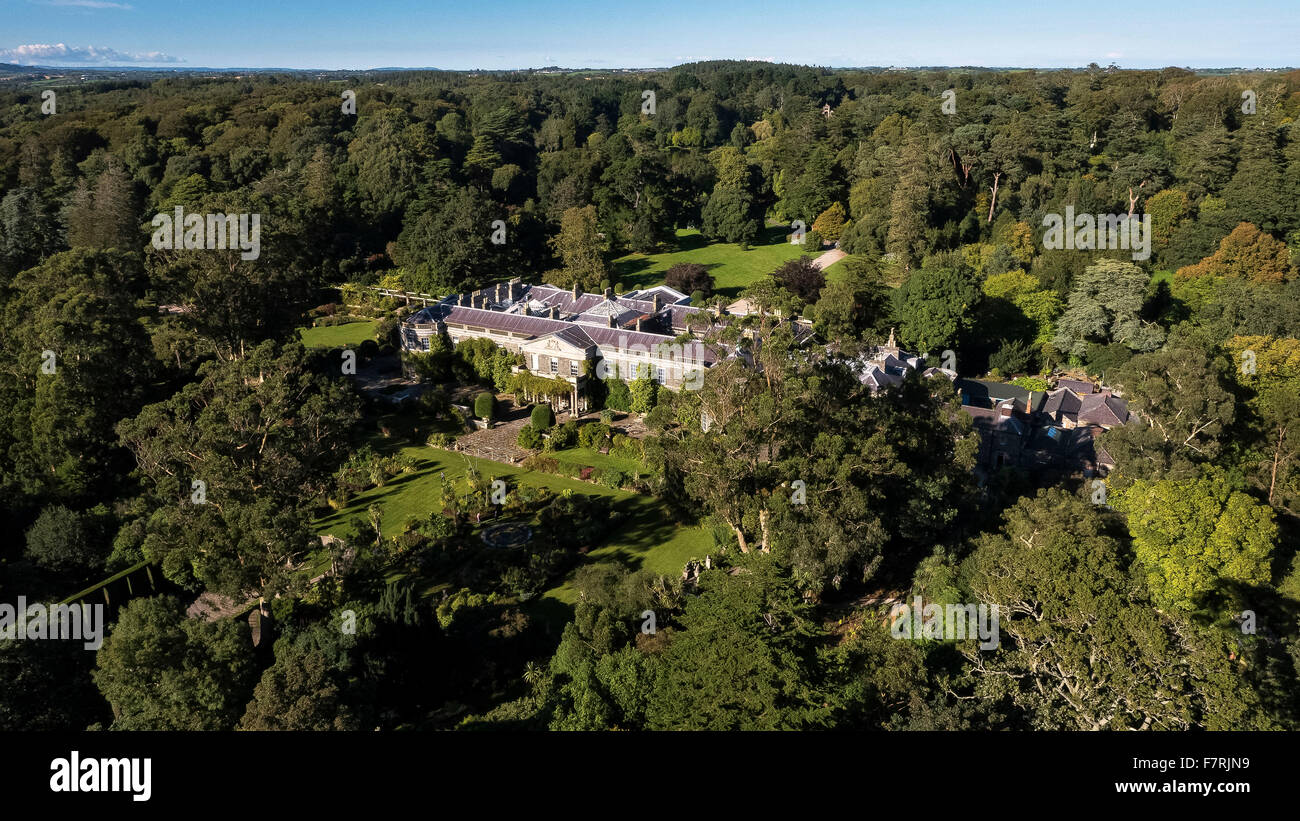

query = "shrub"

[
  {"left": 521, "top": 454, "right": 559, "bottom": 474},
  {"left": 599, "top": 469, "right": 628, "bottom": 489},
  {"left": 474, "top": 391, "right": 495, "bottom": 420},
  {"left": 664, "top": 262, "right": 714, "bottom": 298},
  {"left": 578, "top": 422, "right": 611, "bottom": 450},
  {"left": 555, "top": 461, "right": 584, "bottom": 478},
  {"left": 517, "top": 424, "right": 543, "bottom": 450},
  {"left": 426, "top": 432, "right": 455, "bottom": 449},
  {"left": 387, "top": 453, "right": 418, "bottom": 474},
  {"left": 600, "top": 409, "right": 616, "bottom": 424},
  {"left": 1010, "top": 376, "right": 1050, "bottom": 393},
  {"left": 545, "top": 420, "right": 579, "bottom": 451},
  {"left": 500, "top": 565, "right": 543, "bottom": 599},
  {"left": 530, "top": 403, "right": 554, "bottom": 430},
  {"left": 609, "top": 434, "right": 645, "bottom": 460}
]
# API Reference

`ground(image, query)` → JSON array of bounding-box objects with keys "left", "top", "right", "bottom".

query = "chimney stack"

[
  {"left": 550, "top": 305, "right": 560, "bottom": 319},
  {"left": 571, "top": 282, "right": 580, "bottom": 300},
  {"left": 459, "top": 293, "right": 468, "bottom": 307},
  {"left": 604, "top": 287, "right": 613, "bottom": 300},
  {"left": 495, "top": 283, "right": 503, "bottom": 302},
  {"left": 636, "top": 317, "right": 645, "bottom": 332},
  {"left": 607, "top": 313, "right": 617, "bottom": 328},
  {"left": 652, "top": 293, "right": 662, "bottom": 312},
  {"left": 522, "top": 303, "right": 531, "bottom": 316},
  {"left": 998, "top": 400, "right": 1014, "bottom": 418}
]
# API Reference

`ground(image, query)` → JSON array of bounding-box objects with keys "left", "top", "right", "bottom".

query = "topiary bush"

[
  {"left": 474, "top": 391, "right": 495, "bottom": 420},
  {"left": 530, "top": 403, "right": 554, "bottom": 430}
]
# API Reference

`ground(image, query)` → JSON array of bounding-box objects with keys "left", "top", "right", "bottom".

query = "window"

[
  {"left": 550, "top": 357, "right": 558, "bottom": 373},
  {"left": 570, "top": 361, "right": 579, "bottom": 376},
  {"left": 656, "top": 366, "right": 665, "bottom": 384},
  {"left": 531, "top": 354, "right": 539, "bottom": 371}
]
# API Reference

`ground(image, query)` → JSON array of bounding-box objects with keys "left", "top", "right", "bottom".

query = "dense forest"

[{"left": 0, "top": 61, "right": 1297, "bottom": 730}]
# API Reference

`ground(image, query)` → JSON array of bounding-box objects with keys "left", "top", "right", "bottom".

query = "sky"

[{"left": 2, "top": 0, "right": 1297, "bottom": 70}]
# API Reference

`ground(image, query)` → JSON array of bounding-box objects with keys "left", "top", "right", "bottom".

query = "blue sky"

[{"left": 3, "top": 0, "right": 1297, "bottom": 69}]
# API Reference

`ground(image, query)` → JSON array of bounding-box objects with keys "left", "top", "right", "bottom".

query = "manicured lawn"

[
  {"left": 548, "top": 446, "right": 643, "bottom": 477},
  {"left": 299, "top": 319, "right": 378, "bottom": 348},
  {"left": 311, "top": 426, "right": 714, "bottom": 607},
  {"left": 314, "top": 444, "right": 601, "bottom": 539},
  {"left": 544, "top": 520, "right": 713, "bottom": 605},
  {"left": 612, "top": 225, "right": 820, "bottom": 298}
]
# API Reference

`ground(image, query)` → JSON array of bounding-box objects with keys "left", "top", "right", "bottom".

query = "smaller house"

[
  {"left": 1077, "top": 391, "right": 1129, "bottom": 427},
  {"left": 1040, "top": 386, "right": 1128, "bottom": 429}
]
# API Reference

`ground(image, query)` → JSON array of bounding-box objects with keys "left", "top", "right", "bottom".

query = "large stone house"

[{"left": 401, "top": 280, "right": 725, "bottom": 411}]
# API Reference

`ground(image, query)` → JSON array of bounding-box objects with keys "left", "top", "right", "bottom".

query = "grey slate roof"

[
  {"left": 956, "top": 378, "right": 1046, "bottom": 413},
  {"left": 1042, "top": 388, "right": 1083, "bottom": 420},
  {"left": 1056, "top": 378, "right": 1096, "bottom": 395},
  {"left": 1078, "top": 392, "right": 1129, "bottom": 427},
  {"left": 417, "top": 303, "right": 570, "bottom": 338}
]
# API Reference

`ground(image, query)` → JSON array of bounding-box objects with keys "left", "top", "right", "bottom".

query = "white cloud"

[
  {"left": 0, "top": 43, "right": 182, "bottom": 64},
  {"left": 38, "top": 0, "right": 134, "bottom": 8}
]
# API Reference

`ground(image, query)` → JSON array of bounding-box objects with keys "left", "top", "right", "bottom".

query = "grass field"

[
  {"left": 548, "top": 447, "right": 644, "bottom": 477},
  {"left": 612, "top": 225, "right": 825, "bottom": 298},
  {"left": 299, "top": 319, "right": 378, "bottom": 348},
  {"left": 312, "top": 411, "right": 711, "bottom": 608}
]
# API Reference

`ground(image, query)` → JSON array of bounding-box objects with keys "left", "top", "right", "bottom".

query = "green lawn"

[
  {"left": 311, "top": 422, "right": 712, "bottom": 607},
  {"left": 612, "top": 225, "right": 823, "bottom": 298},
  {"left": 299, "top": 319, "right": 379, "bottom": 348},
  {"left": 548, "top": 446, "right": 643, "bottom": 477}
]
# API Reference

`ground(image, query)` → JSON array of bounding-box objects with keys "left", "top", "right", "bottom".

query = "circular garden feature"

[{"left": 480, "top": 521, "right": 533, "bottom": 549}]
